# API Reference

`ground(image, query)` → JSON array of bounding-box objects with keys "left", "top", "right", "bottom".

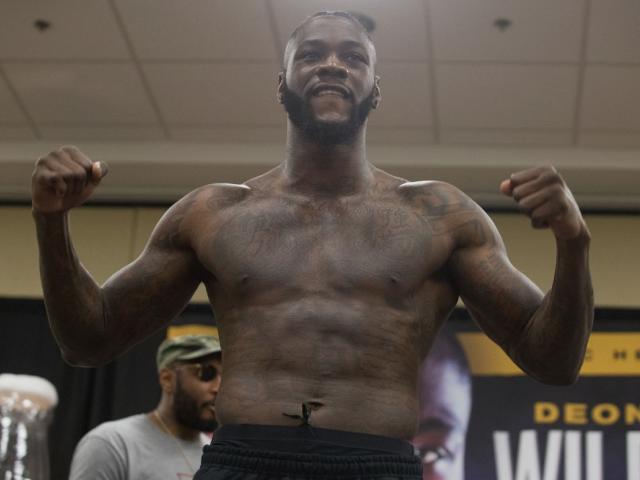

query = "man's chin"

[
  {"left": 304, "top": 123, "right": 358, "bottom": 146},
  {"left": 199, "top": 420, "right": 218, "bottom": 432},
  {"left": 312, "top": 119, "right": 352, "bottom": 131},
  {"left": 195, "top": 414, "right": 218, "bottom": 432},
  {"left": 310, "top": 110, "right": 351, "bottom": 124}
]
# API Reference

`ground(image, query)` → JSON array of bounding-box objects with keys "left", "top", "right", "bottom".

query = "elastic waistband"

[
  {"left": 201, "top": 425, "right": 422, "bottom": 478},
  {"left": 214, "top": 424, "right": 415, "bottom": 456}
]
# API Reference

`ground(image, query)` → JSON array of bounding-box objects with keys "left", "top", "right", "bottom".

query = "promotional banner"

[{"left": 442, "top": 317, "right": 639, "bottom": 480}]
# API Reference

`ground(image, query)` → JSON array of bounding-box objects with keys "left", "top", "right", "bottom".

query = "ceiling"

[{"left": 0, "top": 0, "right": 639, "bottom": 209}]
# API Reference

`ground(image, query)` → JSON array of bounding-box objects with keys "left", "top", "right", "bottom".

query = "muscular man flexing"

[{"left": 32, "top": 12, "right": 593, "bottom": 480}]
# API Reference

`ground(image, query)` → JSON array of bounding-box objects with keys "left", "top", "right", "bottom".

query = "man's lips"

[{"left": 310, "top": 84, "right": 351, "bottom": 99}]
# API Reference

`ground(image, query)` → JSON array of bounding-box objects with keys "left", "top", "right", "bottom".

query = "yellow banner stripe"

[
  {"left": 457, "top": 332, "right": 640, "bottom": 376},
  {"left": 167, "top": 324, "right": 219, "bottom": 340}
]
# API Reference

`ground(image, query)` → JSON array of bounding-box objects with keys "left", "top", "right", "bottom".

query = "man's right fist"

[{"left": 31, "top": 146, "right": 108, "bottom": 213}]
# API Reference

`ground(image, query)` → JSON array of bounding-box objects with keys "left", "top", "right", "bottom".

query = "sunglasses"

[{"left": 177, "top": 363, "right": 220, "bottom": 382}]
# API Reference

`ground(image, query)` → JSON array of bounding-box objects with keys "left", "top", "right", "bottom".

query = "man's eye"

[
  {"left": 301, "top": 51, "right": 320, "bottom": 61},
  {"left": 199, "top": 365, "right": 218, "bottom": 381},
  {"left": 345, "top": 53, "right": 365, "bottom": 63},
  {"left": 419, "top": 446, "right": 453, "bottom": 465}
]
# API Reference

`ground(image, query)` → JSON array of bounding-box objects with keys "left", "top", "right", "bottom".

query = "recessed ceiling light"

[
  {"left": 33, "top": 19, "right": 52, "bottom": 32},
  {"left": 493, "top": 18, "right": 513, "bottom": 32}
]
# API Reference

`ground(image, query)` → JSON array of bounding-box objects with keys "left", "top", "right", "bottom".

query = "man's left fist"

[{"left": 500, "top": 166, "right": 588, "bottom": 240}]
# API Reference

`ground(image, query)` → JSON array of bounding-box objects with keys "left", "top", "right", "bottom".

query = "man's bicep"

[
  {"left": 104, "top": 240, "right": 201, "bottom": 307},
  {"left": 99, "top": 202, "right": 203, "bottom": 354},
  {"left": 450, "top": 223, "right": 543, "bottom": 351}
]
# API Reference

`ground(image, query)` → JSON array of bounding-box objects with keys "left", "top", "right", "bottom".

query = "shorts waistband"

[
  {"left": 214, "top": 424, "right": 415, "bottom": 456},
  {"left": 201, "top": 425, "right": 422, "bottom": 478}
]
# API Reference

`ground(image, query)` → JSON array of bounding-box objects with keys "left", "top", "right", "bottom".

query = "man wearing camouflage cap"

[{"left": 69, "top": 335, "right": 222, "bottom": 480}]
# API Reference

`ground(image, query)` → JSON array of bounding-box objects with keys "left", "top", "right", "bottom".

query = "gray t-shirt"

[{"left": 68, "top": 414, "right": 210, "bottom": 480}]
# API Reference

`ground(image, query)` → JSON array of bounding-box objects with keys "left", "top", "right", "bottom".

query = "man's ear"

[
  {"left": 277, "top": 71, "right": 285, "bottom": 104},
  {"left": 372, "top": 75, "right": 382, "bottom": 110},
  {"left": 158, "top": 368, "right": 176, "bottom": 394}
]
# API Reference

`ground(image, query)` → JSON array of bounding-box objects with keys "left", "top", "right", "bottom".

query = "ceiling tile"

[
  {"left": 368, "top": 62, "right": 432, "bottom": 127},
  {"left": 579, "top": 131, "right": 640, "bottom": 148},
  {"left": 39, "top": 125, "right": 164, "bottom": 141},
  {"left": 0, "top": 125, "right": 37, "bottom": 140},
  {"left": 4, "top": 62, "right": 158, "bottom": 124},
  {"left": 270, "top": 0, "right": 429, "bottom": 61},
  {"left": 143, "top": 62, "right": 283, "bottom": 125},
  {"left": 587, "top": 0, "right": 640, "bottom": 63},
  {"left": 0, "top": 0, "right": 129, "bottom": 60},
  {"left": 429, "top": 0, "right": 585, "bottom": 62},
  {"left": 441, "top": 129, "right": 572, "bottom": 146},
  {"left": 581, "top": 66, "right": 640, "bottom": 130},
  {"left": 0, "top": 76, "right": 28, "bottom": 122},
  {"left": 437, "top": 65, "right": 578, "bottom": 128},
  {"left": 115, "top": 0, "right": 279, "bottom": 60}
]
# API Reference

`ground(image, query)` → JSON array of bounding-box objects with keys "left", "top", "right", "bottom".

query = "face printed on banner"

[{"left": 413, "top": 341, "right": 472, "bottom": 480}]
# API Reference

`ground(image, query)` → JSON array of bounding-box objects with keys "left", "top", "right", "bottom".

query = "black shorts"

[{"left": 194, "top": 424, "right": 422, "bottom": 479}]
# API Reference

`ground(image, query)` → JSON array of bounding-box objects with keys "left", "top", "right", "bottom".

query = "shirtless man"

[{"left": 31, "top": 11, "right": 593, "bottom": 480}]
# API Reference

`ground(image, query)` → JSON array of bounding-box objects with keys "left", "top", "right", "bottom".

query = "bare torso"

[
  {"left": 181, "top": 167, "right": 470, "bottom": 439},
  {"left": 32, "top": 145, "right": 592, "bottom": 441}
]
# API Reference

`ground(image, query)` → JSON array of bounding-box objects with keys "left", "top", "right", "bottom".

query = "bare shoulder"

[
  {"left": 166, "top": 183, "right": 251, "bottom": 220},
  {"left": 398, "top": 180, "right": 500, "bottom": 249},
  {"left": 397, "top": 180, "right": 476, "bottom": 215},
  {"left": 373, "top": 170, "right": 480, "bottom": 219},
  {"left": 152, "top": 183, "right": 252, "bottom": 249},
  {"left": 242, "top": 165, "right": 282, "bottom": 192}
]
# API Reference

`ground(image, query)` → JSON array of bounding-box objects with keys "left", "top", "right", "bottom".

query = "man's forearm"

[
  {"left": 512, "top": 228, "right": 594, "bottom": 385},
  {"left": 34, "top": 210, "right": 109, "bottom": 365}
]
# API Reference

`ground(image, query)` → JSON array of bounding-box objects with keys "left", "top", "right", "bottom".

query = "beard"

[
  {"left": 282, "top": 79, "right": 375, "bottom": 146},
  {"left": 173, "top": 374, "right": 218, "bottom": 433}
]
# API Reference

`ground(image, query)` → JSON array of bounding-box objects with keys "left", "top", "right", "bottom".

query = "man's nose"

[
  {"left": 209, "top": 374, "right": 221, "bottom": 393},
  {"left": 317, "top": 54, "right": 348, "bottom": 79}
]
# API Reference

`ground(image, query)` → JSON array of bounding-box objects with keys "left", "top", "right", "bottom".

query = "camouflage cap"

[{"left": 156, "top": 334, "right": 221, "bottom": 370}]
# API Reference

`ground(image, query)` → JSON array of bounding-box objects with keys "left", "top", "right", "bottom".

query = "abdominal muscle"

[
  {"left": 211, "top": 297, "right": 428, "bottom": 440},
  {"left": 215, "top": 371, "right": 420, "bottom": 439}
]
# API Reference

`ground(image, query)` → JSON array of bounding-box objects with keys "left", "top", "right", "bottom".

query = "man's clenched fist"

[
  {"left": 31, "top": 146, "right": 107, "bottom": 213},
  {"left": 500, "top": 165, "right": 587, "bottom": 241}
]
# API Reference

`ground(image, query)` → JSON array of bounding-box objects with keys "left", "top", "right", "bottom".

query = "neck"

[
  {"left": 283, "top": 120, "right": 372, "bottom": 196},
  {"left": 153, "top": 398, "right": 199, "bottom": 442}
]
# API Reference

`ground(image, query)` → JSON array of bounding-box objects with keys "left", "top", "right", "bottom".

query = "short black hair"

[{"left": 283, "top": 11, "right": 376, "bottom": 70}]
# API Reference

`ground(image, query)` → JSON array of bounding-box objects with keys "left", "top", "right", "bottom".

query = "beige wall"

[{"left": 1, "top": 206, "right": 637, "bottom": 307}]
